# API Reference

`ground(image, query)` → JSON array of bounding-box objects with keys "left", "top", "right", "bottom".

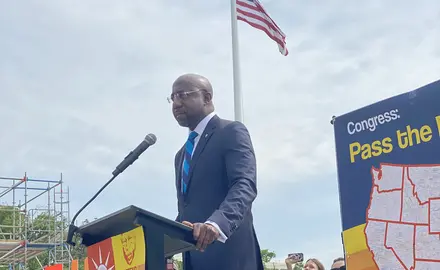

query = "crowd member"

[
  {"left": 166, "top": 258, "right": 178, "bottom": 270},
  {"left": 330, "top": 257, "right": 345, "bottom": 270},
  {"left": 285, "top": 257, "right": 325, "bottom": 270},
  {"left": 303, "top": 259, "right": 325, "bottom": 270}
]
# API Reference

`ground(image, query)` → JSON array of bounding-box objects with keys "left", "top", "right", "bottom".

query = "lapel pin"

[{"left": 205, "top": 133, "right": 208, "bottom": 138}]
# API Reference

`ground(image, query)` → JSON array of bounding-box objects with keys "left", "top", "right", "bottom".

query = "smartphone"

[{"left": 288, "top": 253, "right": 304, "bottom": 262}]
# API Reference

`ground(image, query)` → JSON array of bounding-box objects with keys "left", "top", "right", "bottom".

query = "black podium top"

[{"left": 78, "top": 205, "right": 196, "bottom": 257}]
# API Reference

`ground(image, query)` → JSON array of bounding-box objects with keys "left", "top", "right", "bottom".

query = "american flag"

[{"left": 236, "top": 0, "right": 288, "bottom": 56}]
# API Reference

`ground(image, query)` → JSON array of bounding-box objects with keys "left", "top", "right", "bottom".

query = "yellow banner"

[
  {"left": 111, "top": 226, "right": 146, "bottom": 269},
  {"left": 87, "top": 226, "right": 146, "bottom": 270}
]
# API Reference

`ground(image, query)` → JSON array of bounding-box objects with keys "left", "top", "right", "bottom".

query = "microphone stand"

[
  {"left": 65, "top": 133, "right": 157, "bottom": 246},
  {"left": 66, "top": 174, "right": 117, "bottom": 246}
]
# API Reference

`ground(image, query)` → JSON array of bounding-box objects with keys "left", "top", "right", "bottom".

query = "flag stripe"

[
  {"left": 237, "top": 8, "right": 284, "bottom": 40},
  {"left": 236, "top": 0, "right": 288, "bottom": 56},
  {"left": 237, "top": 12, "right": 285, "bottom": 50},
  {"left": 237, "top": 17, "right": 285, "bottom": 54},
  {"left": 237, "top": 0, "right": 284, "bottom": 34}
]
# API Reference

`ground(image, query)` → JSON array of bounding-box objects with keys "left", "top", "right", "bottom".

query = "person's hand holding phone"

[{"left": 285, "top": 253, "right": 304, "bottom": 265}]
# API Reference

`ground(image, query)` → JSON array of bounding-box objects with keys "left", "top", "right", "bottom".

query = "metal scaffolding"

[{"left": 0, "top": 173, "right": 72, "bottom": 269}]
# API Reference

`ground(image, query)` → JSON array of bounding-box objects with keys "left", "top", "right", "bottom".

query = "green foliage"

[
  {"left": 0, "top": 206, "right": 25, "bottom": 239},
  {"left": 261, "top": 249, "right": 276, "bottom": 264},
  {"left": 294, "top": 261, "right": 304, "bottom": 270},
  {"left": 27, "top": 212, "right": 60, "bottom": 241},
  {"left": 261, "top": 249, "right": 277, "bottom": 270},
  {"left": 174, "top": 260, "right": 183, "bottom": 270},
  {"left": 0, "top": 207, "right": 87, "bottom": 270},
  {"left": 69, "top": 223, "right": 88, "bottom": 270}
]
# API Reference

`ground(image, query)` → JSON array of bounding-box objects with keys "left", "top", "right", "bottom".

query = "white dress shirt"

[{"left": 186, "top": 111, "right": 227, "bottom": 243}]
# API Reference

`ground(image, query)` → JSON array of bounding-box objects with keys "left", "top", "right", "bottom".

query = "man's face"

[{"left": 171, "top": 80, "right": 205, "bottom": 127}]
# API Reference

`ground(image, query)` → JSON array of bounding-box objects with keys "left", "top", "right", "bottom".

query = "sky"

[{"left": 1, "top": 0, "right": 440, "bottom": 267}]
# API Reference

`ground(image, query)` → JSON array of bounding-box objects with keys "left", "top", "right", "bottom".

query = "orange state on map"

[{"left": 87, "top": 226, "right": 146, "bottom": 270}]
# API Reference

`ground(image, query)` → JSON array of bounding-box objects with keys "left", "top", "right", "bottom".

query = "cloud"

[{"left": 1, "top": 0, "right": 440, "bottom": 265}]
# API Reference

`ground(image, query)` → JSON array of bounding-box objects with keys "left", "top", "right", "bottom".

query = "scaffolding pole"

[{"left": 0, "top": 173, "right": 72, "bottom": 269}]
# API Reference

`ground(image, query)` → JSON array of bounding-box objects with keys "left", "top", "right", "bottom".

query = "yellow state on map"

[
  {"left": 342, "top": 224, "right": 376, "bottom": 270},
  {"left": 111, "top": 226, "right": 146, "bottom": 269}
]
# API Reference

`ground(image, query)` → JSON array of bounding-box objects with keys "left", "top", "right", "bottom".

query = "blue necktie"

[{"left": 181, "top": 131, "right": 198, "bottom": 194}]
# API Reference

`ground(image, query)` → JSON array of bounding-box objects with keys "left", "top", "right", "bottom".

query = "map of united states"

[{"left": 365, "top": 164, "right": 440, "bottom": 269}]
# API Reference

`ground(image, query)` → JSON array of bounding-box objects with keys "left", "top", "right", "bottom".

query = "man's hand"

[{"left": 182, "top": 221, "right": 219, "bottom": 252}]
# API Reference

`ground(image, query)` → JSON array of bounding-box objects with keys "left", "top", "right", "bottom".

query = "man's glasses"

[
  {"left": 330, "top": 266, "right": 346, "bottom": 270},
  {"left": 167, "top": 89, "right": 202, "bottom": 103}
]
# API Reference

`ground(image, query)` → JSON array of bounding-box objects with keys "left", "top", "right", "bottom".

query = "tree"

[
  {"left": 294, "top": 261, "right": 304, "bottom": 270},
  {"left": 261, "top": 249, "right": 276, "bottom": 264},
  {"left": 26, "top": 212, "right": 86, "bottom": 270},
  {"left": 0, "top": 207, "right": 88, "bottom": 270},
  {"left": 260, "top": 249, "right": 277, "bottom": 270},
  {"left": 174, "top": 260, "right": 183, "bottom": 270},
  {"left": 0, "top": 205, "right": 26, "bottom": 243}
]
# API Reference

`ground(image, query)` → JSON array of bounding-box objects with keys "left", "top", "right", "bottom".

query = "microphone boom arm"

[
  {"left": 66, "top": 174, "right": 117, "bottom": 246},
  {"left": 66, "top": 133, "right": 157, "bottom": 246}
]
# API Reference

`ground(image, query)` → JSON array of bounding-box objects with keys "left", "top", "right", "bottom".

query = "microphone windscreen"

[{"left": 145, "top": 133, "right": 157, "bottom": 145}]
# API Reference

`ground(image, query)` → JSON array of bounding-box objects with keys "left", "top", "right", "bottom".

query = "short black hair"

[{"left": 333, "top": 257, "right": 345, "bottom": 263}]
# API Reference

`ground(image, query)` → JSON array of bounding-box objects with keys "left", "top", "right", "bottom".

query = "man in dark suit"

[{"left": 169, "top": 73, "right": 264, "bottom": 270}]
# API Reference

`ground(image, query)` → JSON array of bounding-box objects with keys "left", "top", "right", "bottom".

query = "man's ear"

[{"left": 203, "top": 91, "right": 213, "bottom": 104}]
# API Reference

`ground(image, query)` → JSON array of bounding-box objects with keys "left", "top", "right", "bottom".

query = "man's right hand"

[{"left": 182, "top": 221, "right": 219, "bottom": 252}]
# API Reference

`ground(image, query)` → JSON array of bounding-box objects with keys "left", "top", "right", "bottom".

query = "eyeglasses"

[
  {"left": 167, "top": 89, "right": 202, "bottom": 103},
  {"left": 330, "top": 266, "right": 346, "bottom": 270}
]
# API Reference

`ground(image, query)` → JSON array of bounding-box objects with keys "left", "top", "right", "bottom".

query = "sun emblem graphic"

[{"left": 91, "top": 247, "right": 115, "bottom": 270}]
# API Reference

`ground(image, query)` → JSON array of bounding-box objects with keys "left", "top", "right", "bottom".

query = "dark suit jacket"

[{"left": 174, "top": 115, "right": 264, "bottom": 270}]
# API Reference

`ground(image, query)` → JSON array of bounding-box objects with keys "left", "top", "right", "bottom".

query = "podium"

[{"left": 77, "top": 205, "right": 196, "bottom": 270}]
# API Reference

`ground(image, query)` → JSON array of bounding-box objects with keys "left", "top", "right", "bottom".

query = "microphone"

[
  {"left": 112, "top": 133, "right": 157, "bottom": 177},
  {"left": 66, "top": 133, "right": 157, "bottom": 246}
]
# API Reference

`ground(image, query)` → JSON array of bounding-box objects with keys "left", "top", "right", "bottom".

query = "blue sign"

[{"left": 333, "top": 79, "right": 440, "bottom": 269}]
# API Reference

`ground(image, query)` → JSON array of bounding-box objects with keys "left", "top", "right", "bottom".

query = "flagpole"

[{"left": 230, "top": 0, "right": 244, "bottom": 123}]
